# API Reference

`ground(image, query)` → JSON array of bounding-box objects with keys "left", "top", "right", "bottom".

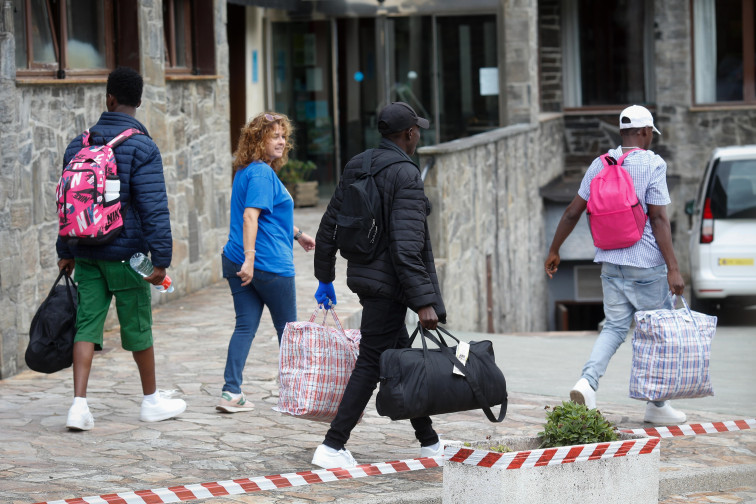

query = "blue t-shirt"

[{"left": 224, "top": 161, "right": 295, "bottom": 276}]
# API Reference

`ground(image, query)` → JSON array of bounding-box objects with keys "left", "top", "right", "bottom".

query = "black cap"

[{"left": 377, "top": 102, "right": 430, "bottom": 135}]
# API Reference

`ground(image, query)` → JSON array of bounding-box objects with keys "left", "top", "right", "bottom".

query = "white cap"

[{"left": 619, "top": 105, "right": 661, "bottom": 135}]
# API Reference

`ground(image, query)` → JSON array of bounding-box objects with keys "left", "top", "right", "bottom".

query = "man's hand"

[
  {"left": 667, "top": 269, "right": 685, "bottom": 296},
  {"left": 418, "top": 305, "right": 439, "bottom": 330},
  {"left": 144, "top": 266, "right": 167, "bottom": 286},
  {"left": 315, "top": 281, "right": 337, "bottom": 309},
  {"left": 544, "top": 251, "right": 560, "bottom": 279},
  {"left": 58, "top": 258, "right": 75, "bottom": 276}
]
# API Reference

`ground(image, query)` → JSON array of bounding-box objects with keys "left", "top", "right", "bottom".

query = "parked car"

[{"left": 685, "top": 145, "right": 756, "bottom": 312}]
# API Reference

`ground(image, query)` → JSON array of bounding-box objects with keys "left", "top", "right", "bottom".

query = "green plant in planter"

[
  {"left": 538, "top": 401, "right": 619, "bottom": 448},
  {"left": 277, "top": 159, "right": 316, "bottom": 186}
]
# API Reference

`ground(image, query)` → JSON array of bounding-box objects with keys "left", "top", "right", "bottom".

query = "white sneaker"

[
  {"left": 420, "top": 440, "right": 444, "bottom": 458},
  {"left": 570, "top": 378, "right": 597, "bottom": 409},
  {"left": 66, "top": 404, "right": 94, "bottom": 431},
  {"left": 311, "top": 444, "right": 358, "bottom": 469},
  {"left": 644, "top": 402, "right": 686, "bottom": 425},
  {"left": 140, "top": 391, "right": 187, "bottom": 422}
]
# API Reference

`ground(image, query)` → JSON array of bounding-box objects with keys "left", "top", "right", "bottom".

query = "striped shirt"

[{"left": 578, "top": 146, "right": 670, "bottom": 268}]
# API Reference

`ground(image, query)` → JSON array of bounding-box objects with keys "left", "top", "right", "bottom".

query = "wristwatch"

[{"left": 294, "top": 230, "right": 303, "bottom": 241}]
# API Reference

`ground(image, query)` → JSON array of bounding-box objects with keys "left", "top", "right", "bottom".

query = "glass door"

[
  {"left": 271, "top": 21, "right": 336, "bottom": 185},
  {"left": 337, "top": 15, "right": 437, "bottom": 166}
]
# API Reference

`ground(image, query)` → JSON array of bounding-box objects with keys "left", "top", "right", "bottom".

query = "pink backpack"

[
  {"left": 586, "top": 149, "right": 648, "bottom": 250},
  {"left": 56, "top": 128, "right": 143, "bottom": 245}
]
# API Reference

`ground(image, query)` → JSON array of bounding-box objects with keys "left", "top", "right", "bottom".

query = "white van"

[{"left": 686, "top": 145, "right": 756, "bottom": 311}]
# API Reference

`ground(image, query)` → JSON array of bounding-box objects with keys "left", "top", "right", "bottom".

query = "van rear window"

[{"left": 708, "top": 159, "right": 756, "bottom": 219}]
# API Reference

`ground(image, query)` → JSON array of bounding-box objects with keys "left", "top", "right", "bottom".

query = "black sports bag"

[
  {"left": 25, "top": 270, "right": 78, "bottom": 373},
  {"left": 376, "top": 324, "right": 507, "bottom": 422}
]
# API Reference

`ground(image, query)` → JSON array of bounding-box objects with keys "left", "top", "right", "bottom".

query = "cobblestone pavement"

[{"left": 1, "top": 204, "right": 753, "bottom": 504}]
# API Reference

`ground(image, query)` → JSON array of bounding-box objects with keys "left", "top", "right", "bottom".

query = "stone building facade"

[{"left": 0, "top": 1, "right": 231, "bottom": 378}]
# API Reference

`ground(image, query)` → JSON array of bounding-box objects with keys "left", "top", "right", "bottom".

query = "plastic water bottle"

[{"left": 129, "top": 252, "right": 174, "bottom": 293}]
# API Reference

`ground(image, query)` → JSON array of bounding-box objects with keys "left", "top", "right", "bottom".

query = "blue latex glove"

[{"left": 315, "top": 281, "right": 337, "bottom": 309}]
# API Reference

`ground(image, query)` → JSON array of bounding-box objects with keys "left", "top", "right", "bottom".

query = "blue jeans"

[
  {"left": 582, "top": 263, "right": 672, "bottom": 392},
  {"left": 221, "top": 254, "right": 296, "bottom": 394}
]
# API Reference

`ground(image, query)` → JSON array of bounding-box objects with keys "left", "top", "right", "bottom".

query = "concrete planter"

[{"left": 443, "top": 433, "right": 659, "bottom": 504}]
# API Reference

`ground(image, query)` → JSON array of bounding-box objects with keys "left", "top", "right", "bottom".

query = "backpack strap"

[
  {"left": 599, "top": 147, "right": 643, "bottom": 170},
  {"left": 616, "top": 147, "right": 642, "bottom": 166},
  {"left": 368, "top": 149, "right": 411, "bottom": 177},
  {"left": 360, "top": 149, "right": 374, "bottom": 176},
  {"left": 107, "top": 128, "right": 144, "bottom": 148},
  {"left": 81, "top": 130, "right": 92, "bottom": 147}
]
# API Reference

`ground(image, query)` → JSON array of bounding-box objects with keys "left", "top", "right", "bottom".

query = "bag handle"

[
  {"left": 671, "top": 293, "right": 701, "bottom": 332},
  {"left": 412, "top": 323, "right": 506, "bottom": 423},
  {"left": 308, "top": 306, "right": 348, "bottom": 338},
  {"left": 50, "top": 269, "right": 76, "bottom": 309},
  {"left": 408, "top": 323, "right": 451, "bottom": 348}
]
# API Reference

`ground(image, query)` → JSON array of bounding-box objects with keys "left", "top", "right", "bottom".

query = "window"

[
  {"left": 562, "top": 0, "right": 655, "bottom": 107},
  {"left": 435, "top": 15, "right": 499, "bottom": 142},
  {"left": 693, "top": 0, "right": 756, "bottom": 104},
  {"left": 163, "top": 0, "right": 216, "bottom": 76},
  {"left": 12, "top": 0, "right": 138, "bottom": 78},
  {"left": 708, "top": 158, "right": 756, "bottom": 219}
]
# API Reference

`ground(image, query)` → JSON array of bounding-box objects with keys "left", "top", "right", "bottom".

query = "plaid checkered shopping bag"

[
  {"left": 630, "top": 295, "right": 717, "bottom": 401},
  {"left": 275, "top": 308, "right": 361, "bottom": 422}
]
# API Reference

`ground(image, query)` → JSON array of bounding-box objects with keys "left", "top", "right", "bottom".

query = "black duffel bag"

[
  {"left": 376, "top": 324, "right": 507, "bottom": 422},
  {"left": 25, "top": 270, "right": 78, "bottom": 373}
]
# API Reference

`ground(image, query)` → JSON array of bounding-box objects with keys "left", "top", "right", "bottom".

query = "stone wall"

[
  {"left": 419, "top": 114, "right": 564, "bottom": 333},
  {"left": 501, "top": 0, "right": 539, "bottom": 126},
  {"left": 0, "top": 1, "right": 231, "bottom": 379}
]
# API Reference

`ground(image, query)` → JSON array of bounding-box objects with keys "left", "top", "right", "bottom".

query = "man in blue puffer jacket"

[{"left": 56, "top": 67, "right": 186, "bottom": 431}]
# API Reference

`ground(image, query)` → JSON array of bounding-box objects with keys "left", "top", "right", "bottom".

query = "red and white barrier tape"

[
  {"left": 619, "top": 418, "right": 755, "bottom": 438},
  {"left": 33, "top": 456, "right": 442, "bottom": 504},
  {"left": 32, "top": 418, "right": 755, "bottom": 504},
  {"left": 445, "top": 436, "right": 659, "bottom": 469}
]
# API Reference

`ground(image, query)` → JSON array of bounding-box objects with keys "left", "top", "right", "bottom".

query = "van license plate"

[{"left": 718, "top": 258, "right": 755, "bottom": 266}]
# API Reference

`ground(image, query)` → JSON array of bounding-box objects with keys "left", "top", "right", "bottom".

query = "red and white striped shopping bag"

[
  {"left": 275, "top": 308, "right": 361, "bottom": 422},
  {"left": 630, "top": 295, "right": 717, "bottom": 401}
]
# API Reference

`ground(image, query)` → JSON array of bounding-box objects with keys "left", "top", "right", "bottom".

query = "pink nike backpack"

[
  {"left": 56, "top": 128, "right": 142, "bottom": 245},
  {"left": 586, "top": 148, "right": 648, "bottom": 250}
]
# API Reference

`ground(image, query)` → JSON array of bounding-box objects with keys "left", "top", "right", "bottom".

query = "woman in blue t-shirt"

[{"left": 217, "top": 112, "right": 315, "bottom": 413}]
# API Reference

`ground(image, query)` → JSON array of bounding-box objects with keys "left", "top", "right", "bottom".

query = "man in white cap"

[{"left": 543, "top": 105, "right": 686, "bottom": 424}]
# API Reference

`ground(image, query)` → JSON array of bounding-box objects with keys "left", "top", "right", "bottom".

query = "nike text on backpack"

[
  {"left": 56, "top": 128, "right": 143, "bottom": 245},
  {"left": 334, "top": 149, "right": 404, "bottom": 264},
  {"left": 586, "top": 149, "right": 648, "bottom": 250}
]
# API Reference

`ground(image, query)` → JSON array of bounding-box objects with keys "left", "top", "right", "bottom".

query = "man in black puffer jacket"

[
  {"left": 311, "top": 102, "right": 447, "bottom": 469},
  {"left": 56, "top": 67, "right": 185, "bottom": 431}
]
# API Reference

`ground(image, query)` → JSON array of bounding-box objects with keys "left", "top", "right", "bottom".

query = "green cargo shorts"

[{"left": 73, "top": 257, "right": 153, "bottom": 352}]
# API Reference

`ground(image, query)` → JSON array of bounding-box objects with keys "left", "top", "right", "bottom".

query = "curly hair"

[
  {"left": 232, "top": 112, "right": 294, "bottom": 176},
  {"left": 106, "top": 67, "right": 143, "bottom": 107}
]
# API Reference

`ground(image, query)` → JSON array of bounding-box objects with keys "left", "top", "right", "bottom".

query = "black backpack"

[
  {"left": 25, "top": 270, "right": 78, "bottom": 373},
  {"left": 334, "top": 149, "right": 405, "bottom": 264}
]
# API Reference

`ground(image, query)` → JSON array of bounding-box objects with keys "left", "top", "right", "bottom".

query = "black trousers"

[{"left": 323, "top": 297, "right": 439, "bottom": 451}]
